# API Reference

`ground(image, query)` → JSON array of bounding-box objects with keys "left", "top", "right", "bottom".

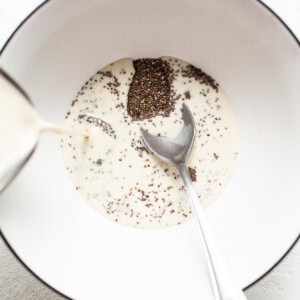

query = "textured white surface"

[{"left": 0, "top": 0, "right": 299, "bottom": 299}]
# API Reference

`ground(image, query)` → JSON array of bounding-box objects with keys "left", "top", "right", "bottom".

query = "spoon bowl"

[{"left": 140, "top": 104, "right": 195, "bottom": 165}]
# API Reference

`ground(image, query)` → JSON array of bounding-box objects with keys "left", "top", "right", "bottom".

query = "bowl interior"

[{"left": 0, "top": 0, "right": 299, "bottom": 299}]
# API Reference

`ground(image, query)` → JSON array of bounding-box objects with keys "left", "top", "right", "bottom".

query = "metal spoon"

[{"left": 140, "top": 103, "right": 246, "bottom": 300}]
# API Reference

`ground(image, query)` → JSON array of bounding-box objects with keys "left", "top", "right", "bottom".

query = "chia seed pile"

[
  {"left": 60, "top": 57, "right": 239, "bottom": 229},
  {"left": 127, "top": 59, "right": 173, "bottom": 120}
]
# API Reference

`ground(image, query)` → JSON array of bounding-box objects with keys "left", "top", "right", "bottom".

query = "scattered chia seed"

[
  {"left": 184, "top": 90, "right": 191, "bottom": 99},
  {"left": 188, "top": 167, "right": 197, "bottom": 182},
  {"left": 182, "top": 64, "right": 219, "bottom": 92},
  {"left": 213, "top": 153, "right": 219, "bottom": 160},
  {"left": 78, "top": 114, "right": 116, "bottom": 139},
  {"left": 95, "top": 158, "right": 103, "bottom": 165}
]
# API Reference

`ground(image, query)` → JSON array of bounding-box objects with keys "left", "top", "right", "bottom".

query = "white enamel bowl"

[{"left": 0, "top": 0, "right": 299, "bottom": 299}]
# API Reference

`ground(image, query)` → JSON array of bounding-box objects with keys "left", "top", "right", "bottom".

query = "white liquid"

[
  {"left": 61, "top": 57, "right": 239, "bottom": 229},
  {"left": 0, "top": 73, "right": 39, "bottom": 176},
  {"left": 0, "top": 72, "right": 89, "bottom": 184}
]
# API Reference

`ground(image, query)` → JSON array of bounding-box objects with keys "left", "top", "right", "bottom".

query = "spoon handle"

[{"left": 177, "top": 164, "right": 247, "bottom": 300}]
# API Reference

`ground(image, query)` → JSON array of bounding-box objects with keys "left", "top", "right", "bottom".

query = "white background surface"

[{"left": 0, "top": 0, "right": 299, "bottom": 299}]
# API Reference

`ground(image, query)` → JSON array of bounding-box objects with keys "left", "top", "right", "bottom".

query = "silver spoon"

[{"left": 140, "top": 103, "right": 246, "bottom": 300}]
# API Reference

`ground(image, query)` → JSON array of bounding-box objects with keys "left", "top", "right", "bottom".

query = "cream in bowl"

[{"left": 61, "top": 56, "right": 239, "bottom": 228}]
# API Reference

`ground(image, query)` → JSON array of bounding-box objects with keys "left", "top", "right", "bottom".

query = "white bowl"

[{"left": 0, "top": 0, "right": 299, "bottom": 299}]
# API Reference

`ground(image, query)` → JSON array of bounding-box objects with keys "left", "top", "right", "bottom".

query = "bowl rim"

[{"left": 0, "top": 0, "right": 299, "bottom": 299}]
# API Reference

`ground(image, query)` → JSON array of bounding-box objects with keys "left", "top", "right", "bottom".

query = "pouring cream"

[{"left": 0, "top": 70, "right": 88, "bottom": 191}]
